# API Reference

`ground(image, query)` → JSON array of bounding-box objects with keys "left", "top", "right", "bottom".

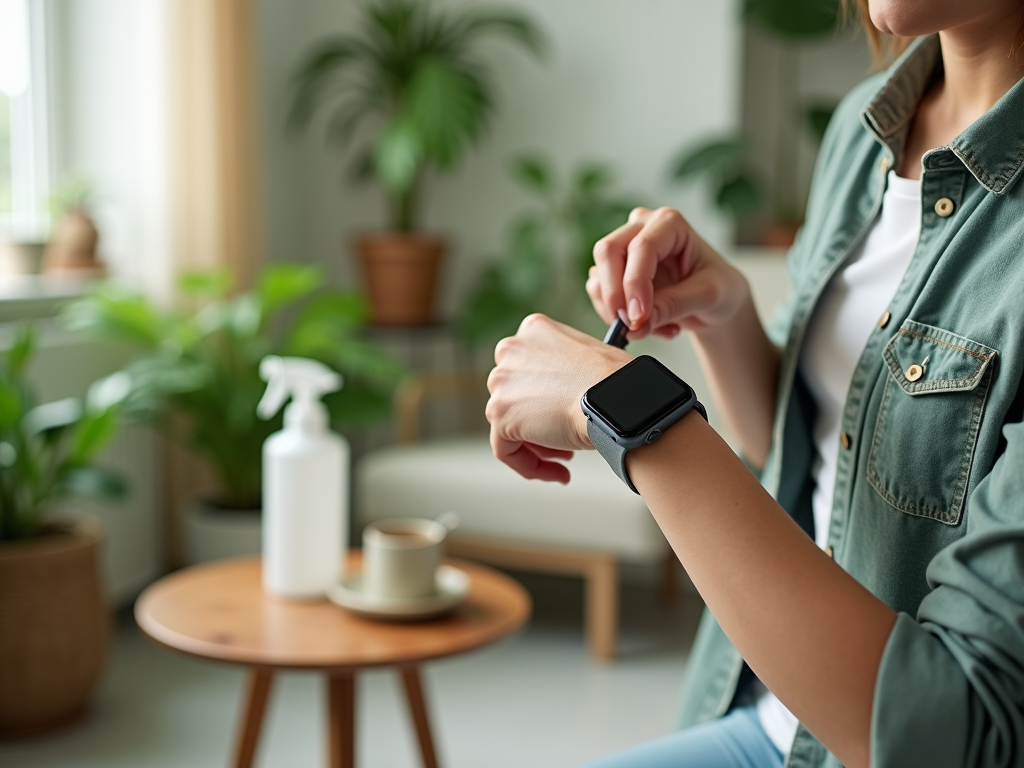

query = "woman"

[{"left": 484, "top": 1, "right": 1024, "bottom": 766}]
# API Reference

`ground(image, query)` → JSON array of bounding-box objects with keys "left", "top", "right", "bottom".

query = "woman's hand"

[
  {"left": 587, "top": 206, "right": 750, "bottom": 340},
  {"left": 486, "top": 313, "right": 632, "bottom": 483}
]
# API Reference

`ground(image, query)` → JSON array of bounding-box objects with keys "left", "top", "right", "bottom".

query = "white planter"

[{"left": 182, "top": 501, "right": 262, "bottom": 565}]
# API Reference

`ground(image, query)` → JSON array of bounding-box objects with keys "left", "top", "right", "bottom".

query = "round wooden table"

[{"left": 135, "top": 554, "right": 530, "bottom": 768}]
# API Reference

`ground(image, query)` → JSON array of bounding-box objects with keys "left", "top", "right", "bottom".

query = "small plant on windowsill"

[{"left": 43, "top": 176, "right": 105, "bottom": 276}]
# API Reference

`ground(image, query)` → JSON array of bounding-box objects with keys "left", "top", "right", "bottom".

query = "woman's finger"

[
  {"left": 586, "top": 266, "right": 615, "bottom": 325},
  {"left": 491, "top": 431, "right": 571, "bottom": 484},
  {"left": 592, "top": 220, "right": 643, "bottom": 322},
  {"left": 622, "top": 208, "right": 695, "bottom": 330}
]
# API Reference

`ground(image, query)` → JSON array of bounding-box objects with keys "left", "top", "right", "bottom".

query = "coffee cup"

[{"left": 362, "top": 517, "right": 451, "bottom": 600}]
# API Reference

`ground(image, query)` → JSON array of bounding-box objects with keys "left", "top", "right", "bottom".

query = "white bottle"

[{"left": 257, "top": 356, "right": 348, "bottom": 599}]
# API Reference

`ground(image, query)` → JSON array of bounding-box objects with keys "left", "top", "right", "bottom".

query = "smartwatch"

[{"left": 581, "top": 354, "right": 707, "bottom": 494}]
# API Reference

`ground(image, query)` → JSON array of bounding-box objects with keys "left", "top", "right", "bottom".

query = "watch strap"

[
  {"left": 587, "top": 418, "right": 639, "bottom": 494},
  {"left": 588, "top": 400, "right": 708, "bottom": 495}
]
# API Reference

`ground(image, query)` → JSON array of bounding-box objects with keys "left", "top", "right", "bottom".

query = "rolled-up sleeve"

[{"left": 871, "top": 418, "right": 1024, "bottom": 767}]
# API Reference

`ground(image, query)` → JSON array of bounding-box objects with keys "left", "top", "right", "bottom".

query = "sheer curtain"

[{"left": 167, "top": 0, "right": 263, "bottom": 289}]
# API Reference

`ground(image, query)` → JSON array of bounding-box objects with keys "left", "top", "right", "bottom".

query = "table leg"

[
  {"left": 327, "top": 672, "right": 356, "bottom": 768},
  {"left": 400, "top": 666, "right": 440, "bottom": 768},
  {"left": 232, "top": 669, "right": 274, "bottom": 768}
]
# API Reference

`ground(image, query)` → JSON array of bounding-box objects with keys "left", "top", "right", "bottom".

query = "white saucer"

[{"left": 328, "top": 565, "right": 470, "bottom": 621}]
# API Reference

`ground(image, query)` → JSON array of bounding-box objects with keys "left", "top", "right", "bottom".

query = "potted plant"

[
  {"left": 289, "top": 0, "right": 546, "bottom": 326},
  {"left": 0, "top": 326, "right": 127, "bottom": 737},
  {"left": 43, "top": 177, "right": 105, "bottom": 276},
  {"left": 669, "top": 0, "right": 843, "bottom": 247},
  {"left": 459, "top": 154, "right": 643, "bottom": 345},
  {"left": 63, "top": 263, "right": 404, "bottom": 563}
]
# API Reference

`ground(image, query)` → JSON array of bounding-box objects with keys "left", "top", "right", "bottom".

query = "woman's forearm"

[
  {"left": 627, "top": 414, "right": 896, "bottom": 768},
  {"left": 690, "top": 294, "right": 781, "bottom": 468}
]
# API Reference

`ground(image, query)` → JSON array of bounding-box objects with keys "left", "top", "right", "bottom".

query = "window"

[{"left": 0, "top": 0, "right": 50, "bottom": 241}]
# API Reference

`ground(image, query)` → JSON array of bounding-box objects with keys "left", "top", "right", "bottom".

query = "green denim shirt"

[{"left": 676, "top": 36, "right": 1024, "bottom": 768}]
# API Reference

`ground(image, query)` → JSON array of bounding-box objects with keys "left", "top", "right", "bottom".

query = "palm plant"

[
  {"left": 0, "top": 326, "right": 126, "bottom": 541},
  {"left": 289, "top": 0, "right": 546, "bottom": 233},
  {"left": 63, "top": 264, "right": 404, "bottom": 510}
]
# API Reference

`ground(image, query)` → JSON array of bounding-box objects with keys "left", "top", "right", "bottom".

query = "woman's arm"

[
  {"left": 486, "top": 315, "right": 895, "bottom": 768},
  {"left": 586, "top": 207, "right": 780, "bottom": 467},
  {"left": 689, "top": 299, "right": 780, "bottom": 467},
  {"left": 629, "top": 414, "right": 895, "bottom": 768}
]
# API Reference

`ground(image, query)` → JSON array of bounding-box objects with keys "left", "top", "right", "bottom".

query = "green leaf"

[
  {"left": 58, "top": 466, "right": 127, "bottom": 501},
  {"left": 24, "top": 398, "right": 82, "bottom": 437},
  {"left": 511, "top": 156, "right": 551, "bottom": 194},
  {"left": 178, "top": 270, "right": 232, "bottom": 298},
  {"left": 288, "top": 40, "right": 365, "bottom": 132},
  {"left": 348, "top": 148, "right": 377, "bottom": 183},
  {"left": 406, "top": 59, "right": 489, "bottom": 169},
  {"left": 671, "top": 137, "right": 748, "bottom": 182},
  {"left": 87, "top": 372, "right": 132, "bottom": 413},
  {"left": 69, "top": 409, "right": 118, "bottom": 467},
  {"left": 375, "top": 118, "right": 423, "bottom": 193},
  {"left": 460, "top": 10, "right": 548, "bottom": 59},
  {"left": 62, "top": 285, "right": 165, "bottom": 349},
  {"left": 715, "top": 173, "right": 762, "bottom": 219},
  {"left": 805, "top": 102, "right": 837, "bottom": 145},
  {"left": 574, "top": 164, "right": 613, "bottom": 197},
  {"left": 257, "top": 263, "right": 324, "bottom": 316},
  {"left": 7, "top": 325, "right": 34, "bottom": 375},
  {"left": 502, "top": 217, "right": 550, "bottom": 301},
  {"left": 0, "top": 382, "right": 22, "bottom": 431},
  {"left": 457, "top": 267, "right": 534, "bottom": 345},
  {"left": 742, "top": 0, "right": 840, "bottom": 39}
]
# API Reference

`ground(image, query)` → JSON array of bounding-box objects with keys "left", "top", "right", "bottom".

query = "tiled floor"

[{"left": 1, "top": 571, "right": 705, "bottom": 768}]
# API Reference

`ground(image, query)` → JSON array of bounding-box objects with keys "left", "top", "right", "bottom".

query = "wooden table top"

[{"left": 134, "top": 554, "right": 531, "bottom": 672}]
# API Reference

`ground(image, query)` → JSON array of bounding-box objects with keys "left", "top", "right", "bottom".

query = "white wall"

[{"left": 257, "top": 0, "right": 743, "bottom": 318}]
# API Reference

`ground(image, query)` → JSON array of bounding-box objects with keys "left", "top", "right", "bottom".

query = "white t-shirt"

[{"left": 755, "top": 171, "right": 923, "bottom": 755}]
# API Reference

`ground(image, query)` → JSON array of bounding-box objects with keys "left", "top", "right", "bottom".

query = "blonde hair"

[{"left": 842, "top": 0, "right": 914, "bottom": 65}]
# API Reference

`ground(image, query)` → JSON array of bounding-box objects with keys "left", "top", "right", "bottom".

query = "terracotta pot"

[
  {"left": 356, "top": 233, "right": 445, "bottom": 326},
  {"left": 43, "top": 210, "right": 105, "bottom": 276},
  {"left": 0, "top": 517, "right": 110, "bottom": 738},
  {"left": 757, "top": 221, "right": 801, "bottom": 250}
]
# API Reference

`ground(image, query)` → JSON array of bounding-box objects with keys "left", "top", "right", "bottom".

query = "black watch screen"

[{"left": 585, "top": 355, "right": 695, "bottom": 437}]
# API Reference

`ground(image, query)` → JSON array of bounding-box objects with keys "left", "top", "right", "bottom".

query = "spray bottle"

[{"left": 257, "top": 356, "right": 348, "bottom": 598}]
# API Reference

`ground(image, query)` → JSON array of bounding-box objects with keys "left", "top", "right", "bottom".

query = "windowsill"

[{"left": 0, "top": 273, "right": 96, "bottom": 323}]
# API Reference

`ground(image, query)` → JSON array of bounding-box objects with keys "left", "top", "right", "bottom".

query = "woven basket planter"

[{"left": 0, "top": 517, "right": 110, "bottom": 738}]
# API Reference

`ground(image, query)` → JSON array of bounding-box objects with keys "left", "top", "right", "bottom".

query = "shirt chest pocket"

[{"left": 867, "top": 321, "right": 997, "bottom": 526}]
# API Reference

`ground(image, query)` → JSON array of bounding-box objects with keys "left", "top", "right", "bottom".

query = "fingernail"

[
  {"left": 617, "top": 308, "right": 629, "bottom": 326},
  {"left": 628, "top": 298, "right": 641, "bottom": 325}
]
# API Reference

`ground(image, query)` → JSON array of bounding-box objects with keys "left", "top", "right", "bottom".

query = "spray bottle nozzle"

[{"left": 257, "top": 356, "right": 343, "bottom": 422}]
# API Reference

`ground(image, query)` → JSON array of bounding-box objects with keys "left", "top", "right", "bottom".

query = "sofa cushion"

[{"left": 356, "top": 437, "right": 668, "bottom": 562}]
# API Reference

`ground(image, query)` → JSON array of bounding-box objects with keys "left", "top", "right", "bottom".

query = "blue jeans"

[{"left": 580, "top": 707, "right": 784, "bottom": 768}]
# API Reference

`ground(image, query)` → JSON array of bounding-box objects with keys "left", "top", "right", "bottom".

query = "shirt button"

[
  {"left": 824, "top": 546, "right": 834, "bottom": 559},
  {"left": 879, "top": 156, "right": 890, "bottom": 174},
  {"left": 839, "top": 431, "right": 851, "bottom": 450},
  {"left": 906, "top": 364, "right": 924, "bottom": 382},
  {"left": 935, "top": 198, "right": 955, "bottom": 217},
  {"left": 879, "top": 310, "right": 891, "bottom": 329}
]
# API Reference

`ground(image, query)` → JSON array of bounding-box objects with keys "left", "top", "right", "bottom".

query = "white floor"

[{"left": 1, "top": 571, "right": 706, "bottom": 768}]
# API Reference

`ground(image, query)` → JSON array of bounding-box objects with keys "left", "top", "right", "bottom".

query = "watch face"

[{"left": 585, "top": 355, "right": 695, "bottom": 437}]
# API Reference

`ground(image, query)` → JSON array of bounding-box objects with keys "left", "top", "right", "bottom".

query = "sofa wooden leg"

[{"left": 586, "top": 556, "right": 619, "bottom": 661}]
